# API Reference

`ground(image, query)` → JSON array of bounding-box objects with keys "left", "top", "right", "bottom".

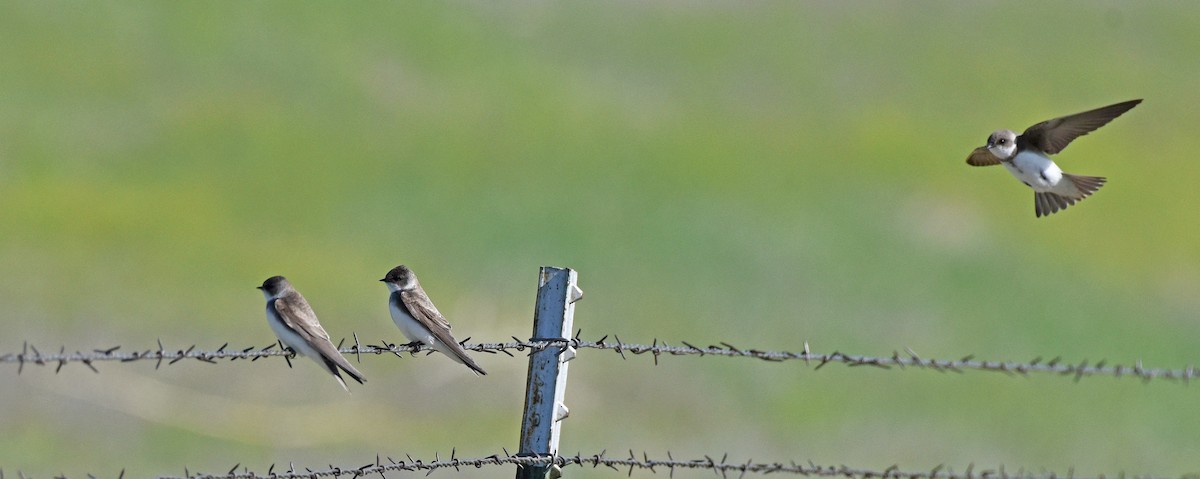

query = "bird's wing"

[
  {"left": 1021, "top": 99, "right": 1141, "bottom": 155},
  {"left": 397, "top": 289, "right": 486, "bottom": 375},
  {"left": 273, "top": 292, "right": 333, "bottom": 343},
  {"left": 274, "top": 292, "right": 366, "bottom": 384},
  {"left": 399, "top": 287, "right": 455, "bottom": 333},
  {"left": 401, "top": 288, "right": 477, "bottom": 349},
  {"left": 966, "top": 146, "right": 1002, "bottom": 166}
]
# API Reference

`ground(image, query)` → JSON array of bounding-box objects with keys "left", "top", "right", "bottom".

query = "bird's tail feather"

[
  {"left": 435, "top": 341, "right": 488, "bottom": 376},
  {"left": 323, "top": 357, "right": 364, "bottom": 392},
  {"left": 335, "top": 359, "right": 367, "bottom": 385},
  {"left": 1064, "top": 173, "right": 1106, "bottom": 197},
  {"left": 332, "top": 372, "right": 350, "bottom": 393},
  {"left": 1034, "top": 174, "right": 1105, "bottom": 217}
]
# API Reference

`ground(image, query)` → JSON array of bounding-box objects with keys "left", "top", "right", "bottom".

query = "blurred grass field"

[{"left": 2, "top": 2, "right": 1200, "bottom": 477}]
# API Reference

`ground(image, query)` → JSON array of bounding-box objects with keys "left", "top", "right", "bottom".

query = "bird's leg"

[{"left": 402, "top": 341, "right": 423, "bottom": 350}]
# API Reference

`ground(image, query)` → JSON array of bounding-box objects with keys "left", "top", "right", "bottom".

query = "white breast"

[
  {"left": 266, "top": 304, "right": 321, "bottom": 360},
  {"left": 1004, "top": 150, "right": 1063, "bottom": 192},
  {"left": 390, "top": 300, "right": 436, "bottom": 345}
]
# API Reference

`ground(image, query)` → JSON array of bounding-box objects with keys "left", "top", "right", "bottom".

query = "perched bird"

[
  {"left": 380, "top": 265, "right": 487, "bottom": 375},
  {"left": 966, "top": 99, "right": 1141, "bottom": 217},
  {"left": 258, "top": 276, "right": 366, "bottom": 391}
]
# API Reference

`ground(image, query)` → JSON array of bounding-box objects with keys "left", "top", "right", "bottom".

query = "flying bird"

[{"left": 966, "top": 99, "right": 1141, "bottom": 217}]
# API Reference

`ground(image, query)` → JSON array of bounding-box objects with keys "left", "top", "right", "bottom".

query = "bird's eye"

[{"left": 998, "top": 139, "right": 1007, "bottom": 144}]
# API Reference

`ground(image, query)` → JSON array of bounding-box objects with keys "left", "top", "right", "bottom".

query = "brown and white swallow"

[
  {"left": 380, "top": 265, "right": 486, "bottom": 375},
  {"left": 258, "top": 276, "right": 366, "bottom": 391},
  {"left": 966, "top": 99, "right": 1141, "bottom": 217}
]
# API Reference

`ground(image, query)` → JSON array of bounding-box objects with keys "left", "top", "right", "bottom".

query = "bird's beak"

[
  {"left": 378, "top": 278, "right": 387, "bottom": 282},
  {"left": 256, "top": 286, "right": 264, "bottom": 290}
]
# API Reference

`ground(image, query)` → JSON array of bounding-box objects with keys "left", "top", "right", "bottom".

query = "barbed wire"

[
  {"left": 7, "top": 450, "right": 1190, "bottom": 479},
  {"left": 2, "top": 332, "right": 1198, "bottom": 385}
]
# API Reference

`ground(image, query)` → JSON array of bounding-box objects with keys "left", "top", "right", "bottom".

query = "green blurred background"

[{"left": 2, "top": 2, "right": 1199, "bottom": 477}]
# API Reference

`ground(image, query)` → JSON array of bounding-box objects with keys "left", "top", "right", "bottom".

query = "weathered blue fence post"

[{"left": 516, "top": 266, "right": 583, "bottom": 479}]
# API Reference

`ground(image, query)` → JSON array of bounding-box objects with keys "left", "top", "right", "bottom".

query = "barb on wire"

[
  {"left": 11, "top": 451, "right": 1187, "bottom": 479},
  {"left": 3, "top": 332, "right": 1198, "bottom": 385}
]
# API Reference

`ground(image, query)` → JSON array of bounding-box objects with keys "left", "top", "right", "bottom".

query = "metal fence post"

[{"left": 516, "top": 266, "right": 583, "bottom": 479}]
